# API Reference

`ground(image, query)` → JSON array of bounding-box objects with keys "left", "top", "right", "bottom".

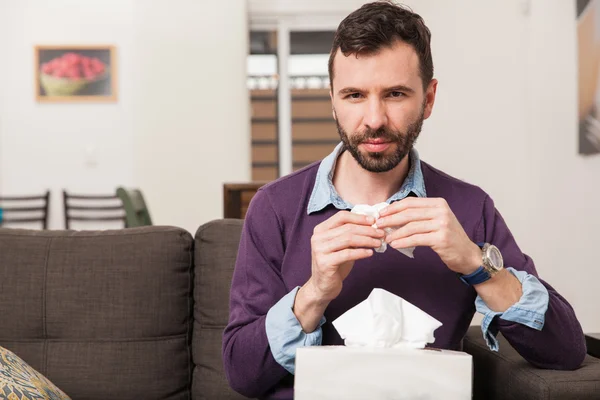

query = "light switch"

[{"left": 85, "top": 145, "right": 98, "bottom": 168}]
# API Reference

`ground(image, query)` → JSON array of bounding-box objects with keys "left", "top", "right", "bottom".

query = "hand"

[
  {"left": 377, "top": 197, "right": 481, "bottom": 275},
  {"left": 307, "top": 211, "right": 385, "bottom": 302}
]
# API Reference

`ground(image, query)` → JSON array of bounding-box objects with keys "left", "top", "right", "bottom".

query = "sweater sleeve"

[
  {"left": 477, "top": 195, "right": 586, "bottom": 370},
  {"left": 222, "top": 189, "right": 291, "bottom": 398}
]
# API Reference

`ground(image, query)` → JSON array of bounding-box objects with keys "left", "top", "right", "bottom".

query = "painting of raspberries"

[{"left": 35, "top": 46, "right": 117, "bottom": 102}]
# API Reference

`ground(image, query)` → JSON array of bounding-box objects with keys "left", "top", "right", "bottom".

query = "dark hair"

[{"left": 328, "top": 1, "right": 433, "bottom": 90}]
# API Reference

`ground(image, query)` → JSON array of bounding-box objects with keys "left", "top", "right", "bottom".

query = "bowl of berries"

[{"left": 39, "top": 52, "right": 108, "bottom": 96}]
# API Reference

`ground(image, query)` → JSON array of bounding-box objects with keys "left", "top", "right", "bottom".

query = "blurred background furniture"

[
  {"left": 223, "top": 182, "right": 267, "bottom": 219},
  {"left": 116, "top": 187, "right": 152, "bottom": 227},
  {"left": 0, "top": 191, "right": 50, "bottom": 229},
  {"left": 63, "top": 190, "right": 125, "bottom": 229}
]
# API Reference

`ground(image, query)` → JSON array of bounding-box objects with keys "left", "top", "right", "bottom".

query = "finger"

[
  {"left": 378, "top": 197, "right": 448, "bottom": 217},
  {"left": 388, "top": 233, "right": 432, "bottom": 250},
  {"left": 316, "top": 223, "right": 385, "bottom": 243},
  {"left": 324, "top": 248, "right": 374, "bottom": 266},
  {"left": 385, "top": 220, "right": 438, "bottom": 243},
  {"left": 321, "top": 233, "right": 384, "bottom": 254},
  {"left": 314, "top": 211, "right": 375, "bottom": 234},
  {"left": 376, "top": 207, "right": 441, "bottom": 229}
]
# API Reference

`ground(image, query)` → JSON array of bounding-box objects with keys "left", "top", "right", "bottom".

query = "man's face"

[{"left": 330, "top": 40, "right": 437, "bottom": 173}]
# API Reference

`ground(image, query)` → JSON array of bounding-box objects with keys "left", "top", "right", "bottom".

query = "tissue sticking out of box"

[
  {"left": 350, "top": 202, "right": 415, "bottom": 258},
  {"left": 332, "top": 288, "right": 442, "bottom": 349}
]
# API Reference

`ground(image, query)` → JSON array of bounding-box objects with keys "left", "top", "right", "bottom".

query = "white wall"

[
  {"left": 0, "top": 0, "right": 249, "bottom": 234},
  {"left": 0, "top": 0, "right": 135, "bottom": 230},
  {"left": 132, "top": 0, "right": 250, "bottom": 235}
]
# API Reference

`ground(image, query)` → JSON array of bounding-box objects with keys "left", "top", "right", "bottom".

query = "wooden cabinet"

[{"left": 223, "top": 182, "right": 268, "bottom": 219}]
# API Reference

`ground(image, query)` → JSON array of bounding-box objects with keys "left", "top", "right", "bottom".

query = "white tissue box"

[{"left": 294, "top": 346, "right": 472, "bottom": 400}]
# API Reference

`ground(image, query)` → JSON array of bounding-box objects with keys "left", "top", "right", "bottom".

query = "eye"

[
  {"left": 345, "top": 92, "right": 363, "bottom": 99},
  {"left": 389, "top": 91, "right": 404, "bottom": 98}
]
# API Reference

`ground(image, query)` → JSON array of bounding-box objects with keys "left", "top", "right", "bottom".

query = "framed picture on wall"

[
  {"left": 35, "top": 45, "right": 117, "bottom": 103},
  {"left": 577, "top": 0, "right": 600, "bottom": 154}
]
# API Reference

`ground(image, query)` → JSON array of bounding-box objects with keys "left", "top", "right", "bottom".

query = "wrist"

[
  {"left": 460, "top": 242, "right": 483, "bottom": 275},
  {"left": 298, "top": 279, "right": 331, "bottom": 309},
  {"left": 474, "top": 269, "right": 522, "bottom": 311},
  {"left": 293, "top": 280, "right": 330, "bottom": 333},
  {"left": 475, "top": 267, "right": 508, "bottom": 286}
]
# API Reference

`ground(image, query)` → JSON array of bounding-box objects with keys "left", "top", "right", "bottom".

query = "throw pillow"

[{"left": 0, "top": 346, "right": 70, "bottom": 399}]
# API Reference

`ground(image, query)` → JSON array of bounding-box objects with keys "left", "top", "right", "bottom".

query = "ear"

[
  {"left": 423, "top": 78, "right": 438, "bottom": 120},
  {"left": 330, "top": 90, "right": 337, "bottom": 120}
]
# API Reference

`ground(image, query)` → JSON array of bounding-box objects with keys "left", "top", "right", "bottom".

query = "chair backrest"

[
  {"left": 0, "top": 191, "right": 50, "bottom": 229},
  {"left": 223, "top": 182, "right": 268, "bottom": 219},
  {"left": 63, "top": 190, "right": 125, "bottom": 229},
  {"left": 116, "top": 187, "right": 152, "bottom": 227}
]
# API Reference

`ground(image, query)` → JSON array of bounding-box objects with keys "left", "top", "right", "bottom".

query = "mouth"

[{"left": 361, "top": 139, "right": 392, "bottom": 152}]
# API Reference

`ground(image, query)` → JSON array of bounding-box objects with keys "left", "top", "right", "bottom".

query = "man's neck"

[{"left": 332, "top": 149, "right": 411, "bottom": 206}]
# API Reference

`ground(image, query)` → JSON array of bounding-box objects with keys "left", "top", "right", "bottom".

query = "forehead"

[{"left": 332, "top": 40, "right": 422, "bottom": 91}]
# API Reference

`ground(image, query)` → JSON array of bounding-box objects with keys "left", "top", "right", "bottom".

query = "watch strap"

[{"left": 459, "top": 266, "right": 492, "bottom": 285}]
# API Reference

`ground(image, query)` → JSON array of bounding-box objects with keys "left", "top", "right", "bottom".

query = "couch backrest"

[
  {"left": 0, "top": 226, "right": 195, "bottom": 400},
  {"left": 192, "top": 219, "right": 247, "bottom": 400}
]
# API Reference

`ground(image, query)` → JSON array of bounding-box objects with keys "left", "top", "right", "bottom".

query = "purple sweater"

[{"left": 223, "top": 160, "right": 586, "bottom": 399}]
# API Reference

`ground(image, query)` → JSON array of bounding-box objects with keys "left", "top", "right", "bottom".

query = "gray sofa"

[{"left": 0, "top": 220, "right": 598, "bottom": 400}]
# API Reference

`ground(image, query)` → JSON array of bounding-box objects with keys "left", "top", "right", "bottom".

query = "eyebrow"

[{"left": 337, "top": 85, "right": 415, "bottom": 96}]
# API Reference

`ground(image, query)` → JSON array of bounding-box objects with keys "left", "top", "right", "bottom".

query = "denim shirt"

[{"left": 265, "top": 143, "right": 549, "bottom": 374}]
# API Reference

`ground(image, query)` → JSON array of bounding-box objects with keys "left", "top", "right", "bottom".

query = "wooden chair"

[
  {"left": 63, "top": 190, "right": 125, "bottom": 229},
  {"left": 116, "top": 187, "right": 152, "bottom": 227},
  {"left": 0, "top": 191, "right": 50, "bottom": 229},
  {"left": 223, "top": 182, "right": 268, "bottom": 219}
]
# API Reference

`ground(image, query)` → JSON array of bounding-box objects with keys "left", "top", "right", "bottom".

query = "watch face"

[{"left": 488, "top": 246, "right": 503, "bottom": 270}]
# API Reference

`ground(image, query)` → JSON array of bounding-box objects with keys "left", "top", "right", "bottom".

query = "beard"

[{"left": 335, "top": 105, "right": 425, "bottom": 173}]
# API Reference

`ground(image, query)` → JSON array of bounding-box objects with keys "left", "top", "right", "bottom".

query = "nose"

[{"left": 363, "top": 98, "right": 387, "bottom": 131}]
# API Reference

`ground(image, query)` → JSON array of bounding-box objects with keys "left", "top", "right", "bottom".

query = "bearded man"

[{"left": 222, "top": 2, "right": 586, "bottom": 399}]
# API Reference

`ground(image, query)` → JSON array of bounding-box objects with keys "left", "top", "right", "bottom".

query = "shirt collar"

[{"left": 307, "top": 142, "right": 427, "bottom": 215}]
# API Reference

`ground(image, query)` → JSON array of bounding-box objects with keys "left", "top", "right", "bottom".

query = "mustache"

[{"left": 354, "top": 128, "right": 401, "bottom": 142}]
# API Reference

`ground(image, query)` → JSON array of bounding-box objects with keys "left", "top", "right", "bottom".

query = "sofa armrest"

[
  {"left": 585, "top": 333, "right": 600, "bottom": 359},
  {"left": 463, "top": 326, "right": 600, "bottom": 400}
]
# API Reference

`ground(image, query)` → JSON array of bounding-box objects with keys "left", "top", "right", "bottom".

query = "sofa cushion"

[
  {"left": 193, "top": 219, "right": 248, "bottom": 399},
  {"left": 464, "top": 326, "right": 600, "bottom": 400},
  {"left": 0, "top": 226, "right": 194, "bottom": 400},
  {"left": 0, "top": 345, "right": 70, "bottom": 399}
]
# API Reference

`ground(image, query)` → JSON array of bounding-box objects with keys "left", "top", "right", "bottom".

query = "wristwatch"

[{"left": 458, "top": 243, "right": 504, "bottom": 285}]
